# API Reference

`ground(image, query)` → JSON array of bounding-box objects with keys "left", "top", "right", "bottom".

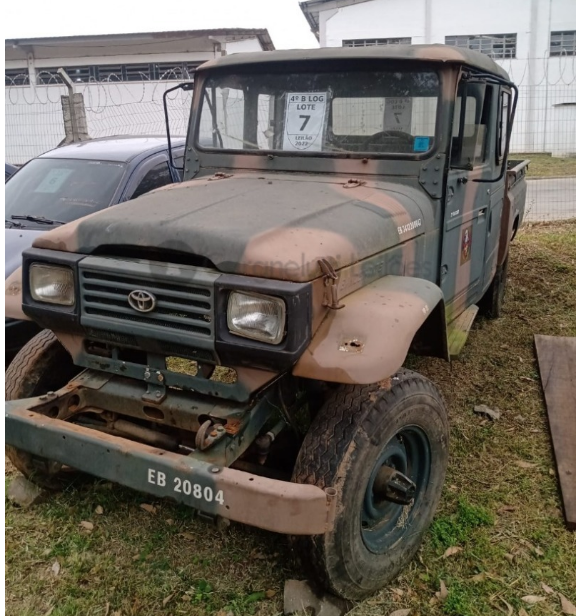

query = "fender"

[
  {"left": 293, "top": 276, "right": 448, "bottom": 385},
  {"left": 5, "top": 267, "right": 29, "bottom": 321}
]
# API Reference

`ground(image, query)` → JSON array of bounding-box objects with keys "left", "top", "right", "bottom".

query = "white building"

[
  {"left": 5, "top": 29, "right": 274, "bottom": 163},
  {"left": 300, "top": 0, "right": 576, "bottom": 154}
]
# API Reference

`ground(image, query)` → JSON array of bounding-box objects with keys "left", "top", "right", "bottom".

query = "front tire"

[
  {"left": 6, "top": 330, "right": 79, "bottom": 490},
  {"left": 291, "top": 370, "right": 449, "bottom": 600}
]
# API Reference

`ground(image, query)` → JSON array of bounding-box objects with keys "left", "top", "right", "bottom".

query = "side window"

[
  {"left": 199, "top": 87, "right": 245, "bottom": 149},
  {"left": 131, "top": 162, "right": 173, "bottom": 199},
  {"left": 497, "top": 91, "right": 511, "bottom": 162},
  {"left": 451, "top": 82, "right": 492, "bottom": 168}
]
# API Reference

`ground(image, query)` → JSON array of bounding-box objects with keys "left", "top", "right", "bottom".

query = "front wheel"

[
  {"left": 291, "top": 370, "right": 449, "bottom": 600},
  {"left": 6, "top": 329, "right": 79, "bottom": 490}
]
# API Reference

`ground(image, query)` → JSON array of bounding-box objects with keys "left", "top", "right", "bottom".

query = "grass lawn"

[
  {"left": 5, "top": 221, "right": 576, "bottom": 616},
  {"left": 511, "top": 153, "right": 576, "bottom": 178}
]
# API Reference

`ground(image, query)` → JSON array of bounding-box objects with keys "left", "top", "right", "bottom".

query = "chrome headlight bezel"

[
  {"left": 29, "top": 263, "right": 75, "bottom": 306},
  {"left": 227, "top": 290, "right": 286, "bottom": 345}
]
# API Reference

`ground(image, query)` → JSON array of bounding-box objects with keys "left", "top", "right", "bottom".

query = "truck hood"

[
  {"left": 32, "top": 173, "right": 433, "bottom": 282},
  {"left": 5, "top": 228, "right": 46, "bottom": 279}
]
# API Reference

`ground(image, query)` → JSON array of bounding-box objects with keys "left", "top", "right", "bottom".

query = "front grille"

[{"left": 79, "top": 256, "right": 220, "bottom": 355}]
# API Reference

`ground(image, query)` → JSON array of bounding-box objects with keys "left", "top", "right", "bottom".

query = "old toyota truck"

[{"left": 6, "top": 45, "right": 529, "bottom": 599}]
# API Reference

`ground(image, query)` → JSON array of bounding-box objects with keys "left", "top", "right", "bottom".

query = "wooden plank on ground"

[{"left": 534, "top": 335, "right": 576, "bottom": 530}]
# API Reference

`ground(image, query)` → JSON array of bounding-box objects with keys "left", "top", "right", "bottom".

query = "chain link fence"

[{"left": 5, "top": 64, "right": 576, "bottom": 221}]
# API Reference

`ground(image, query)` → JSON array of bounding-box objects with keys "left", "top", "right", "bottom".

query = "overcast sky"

[{"left": 5, "top": 0, "right": 319, "bottom": 49}]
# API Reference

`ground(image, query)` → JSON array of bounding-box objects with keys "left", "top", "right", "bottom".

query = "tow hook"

[
  {"left": 195, "top": 420, "right": 227, "bottom": 451},
  {"left": 318, "top": 258, "right": 345, "bottom": 310},
  {"left": 373, "top": 466, "right": 416, "bottom": 505}
]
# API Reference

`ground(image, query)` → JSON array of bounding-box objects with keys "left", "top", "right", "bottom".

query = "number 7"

[{"left": 299, "top": 115, "right": 310, "bottom": 131}]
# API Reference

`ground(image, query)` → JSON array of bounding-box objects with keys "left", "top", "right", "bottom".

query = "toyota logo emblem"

[{"left": 127, "top": 290, "right": 157, "bottom": 313}]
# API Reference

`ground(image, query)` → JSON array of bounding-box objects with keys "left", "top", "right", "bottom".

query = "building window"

[
  {"left": 13, "top": 63, "right": 198, "bottom": 85},
  {"left": 550, "top": 31, "right": 576, "bottom": 57},
  {"left": 343, "top": 37, "right": 411, "bottom": 47},
  {"left": 445, "top": 34, "right": 517, "bottom": 59},
  {"left": 5, "top": 69, "right": 29, "bottom": 86}
]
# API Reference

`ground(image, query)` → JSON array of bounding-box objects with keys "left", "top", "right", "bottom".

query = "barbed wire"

[{"left": 4, "top": 64, "right": 575, "bottom": 221}]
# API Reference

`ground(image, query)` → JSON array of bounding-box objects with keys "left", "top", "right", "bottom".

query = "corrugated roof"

[{"left": 5, "top": 29, "right": 274, "bottom": 51}]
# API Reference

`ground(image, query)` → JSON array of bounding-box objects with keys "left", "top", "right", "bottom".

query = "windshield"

[
  {"left": 5, "top": 158, "right": 126, "bottom": 228},
  {"left": 197, "top": 68, "right": 439, "bottom": 156}
]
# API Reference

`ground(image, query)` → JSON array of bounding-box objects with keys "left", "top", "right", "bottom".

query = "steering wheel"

[{"left": 362, "top": 130, "right": 416, "bottom": 152}]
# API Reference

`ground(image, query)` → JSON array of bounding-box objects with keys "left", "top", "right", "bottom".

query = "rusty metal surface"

[{"left": 6, "top": 401, "right": 336, "bottom": 535}]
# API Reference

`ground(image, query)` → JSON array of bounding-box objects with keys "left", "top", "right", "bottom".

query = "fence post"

[{"left": 58, "top": 68, "right": 89, "bottom": 144}]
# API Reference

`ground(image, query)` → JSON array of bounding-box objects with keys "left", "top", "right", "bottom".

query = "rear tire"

[
  {"left": 479, "top": 255, "right": 509, "bottom": 319},
  {"left": 6, "top": 330, "right": 79, "bottom": 490},
  {"left": 291, "top": 370, "right": 448, "bottom": 600}
]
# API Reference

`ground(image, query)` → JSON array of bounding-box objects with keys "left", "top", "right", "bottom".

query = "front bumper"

[{"left": 5, "top": 400, "right": 336, "bottom": 535}]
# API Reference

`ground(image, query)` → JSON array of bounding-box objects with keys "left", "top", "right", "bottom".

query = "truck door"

[{"left": 441, "top": 80, "right": 498, "bottom": 320}]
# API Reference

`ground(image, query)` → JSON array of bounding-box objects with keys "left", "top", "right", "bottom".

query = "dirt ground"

[{"left": 5, "top": 221, "right": 576, "bottom": 616}]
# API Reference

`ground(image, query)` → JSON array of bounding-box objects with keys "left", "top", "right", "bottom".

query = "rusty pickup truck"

[{"left": 6, "top": 45, "right": 529, "bottom": 599}]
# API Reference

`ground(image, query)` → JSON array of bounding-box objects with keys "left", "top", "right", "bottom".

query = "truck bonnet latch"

[{"left": 318, "top": 258, "right": 345, "bottom": 311}]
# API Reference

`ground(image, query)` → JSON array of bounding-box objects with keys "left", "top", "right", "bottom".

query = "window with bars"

[
  {"left": 5, "top": 69, "right": 29, "bottom": 86},
  {"left": 445, "top": 34, "right": 517, "bottom": 59},
  {"left": 550, "top": 31, "right": 576, "bottom": 57},
  {"left": 6, "top": 63, "right": 198, "bottom": 86},
  {"left": 343, "top": 37, "right": 411, "bottom": 47}
]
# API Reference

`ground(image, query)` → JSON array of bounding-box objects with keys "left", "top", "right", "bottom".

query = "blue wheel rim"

[{"left": 361, "top": 425, "right": 431, "bottom": 554}]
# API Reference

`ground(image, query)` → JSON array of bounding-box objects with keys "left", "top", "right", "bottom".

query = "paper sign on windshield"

[
  {"left": 283, "top": 93, "right": 327, "bottom": 152},
  {"left": 34, "top": 168, "right": 74, "bottom": 194},
  {"left": 383, "top": 97, "right": 412, "bottom": 133}
]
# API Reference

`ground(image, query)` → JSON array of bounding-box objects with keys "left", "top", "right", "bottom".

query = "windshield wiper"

[
  {"left": 11, "top": 214, "right": 65, "bottom": 225},
  {"left": 6, "top": 219, "right": 24, "bottom": 229}
]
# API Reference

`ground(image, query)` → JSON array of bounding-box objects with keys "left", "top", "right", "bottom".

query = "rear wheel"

[
  {"left": 6, "top": 330, "right": 79, "bottom": 490},
  {"left": 291, "top": 370, "right": 449, "bottom": 600},
  {"left": 479, "top": 255, "right": 509, "bottom": 319}
]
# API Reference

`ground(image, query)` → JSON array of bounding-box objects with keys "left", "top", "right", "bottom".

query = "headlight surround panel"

[
  {"left": 216, "top": 274, "right": 312, "bottom": 371},
  {"left": 29, "top": 263, "right": 75, "bottom": 306},
  {"left": 21, "top": 247, "right": 85, "bottom": 332}
]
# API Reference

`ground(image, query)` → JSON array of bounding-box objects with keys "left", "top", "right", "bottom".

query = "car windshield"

[
  {"left": 197, "top": 67, "right": 439, "bottom": 156},
  {"left": 5, "top": 158, "right": 126, "bottom": 227}
]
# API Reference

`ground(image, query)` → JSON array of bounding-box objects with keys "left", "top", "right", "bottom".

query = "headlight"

[
  {"left": 29, "top": 264, "right": 75, "bottom": 306},
  {"left": 227, "top": 291, "right": 286, "bottom": 345}
]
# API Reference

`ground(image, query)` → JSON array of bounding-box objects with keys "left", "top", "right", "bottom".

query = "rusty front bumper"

[{"left": 5, "top": 401, "right": 336, "bottom": 535}]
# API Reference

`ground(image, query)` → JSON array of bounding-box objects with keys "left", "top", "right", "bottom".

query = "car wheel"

[{"left": 291, "top": 370, "right": 449, "bottom": 600}]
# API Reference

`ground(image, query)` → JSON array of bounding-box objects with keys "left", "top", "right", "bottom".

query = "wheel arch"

[{"left": 292, "top": 275, "right": 448, "bottom": 385}]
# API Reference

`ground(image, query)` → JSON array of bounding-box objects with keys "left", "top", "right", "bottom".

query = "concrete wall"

[{"left": 319, "top": 0, "right": 576, "bottom": 154}]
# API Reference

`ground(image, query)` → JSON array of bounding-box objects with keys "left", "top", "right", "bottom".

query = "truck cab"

[{"left": 5, "top": 45, "right": 528, "bottom": 600}]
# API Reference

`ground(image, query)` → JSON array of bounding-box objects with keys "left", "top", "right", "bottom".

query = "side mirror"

[{"left": 163, "top": 82, "right": 195, "bottom": 174}]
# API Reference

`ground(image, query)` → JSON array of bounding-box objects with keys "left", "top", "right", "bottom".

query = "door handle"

[{"left": 478, "top": 207, "right": 488, "bottom": 217}]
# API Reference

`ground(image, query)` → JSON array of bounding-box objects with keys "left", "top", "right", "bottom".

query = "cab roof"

[
  {"left": 39, "top": 136, "right": 186, "bottom": 163},
  {"left": 198, "top": 44, "right": 510, "bottom": 81}
]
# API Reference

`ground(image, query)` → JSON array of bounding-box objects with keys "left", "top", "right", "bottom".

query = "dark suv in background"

[{"left": 5, "top": 136, "right": 185, "bottom": 360}]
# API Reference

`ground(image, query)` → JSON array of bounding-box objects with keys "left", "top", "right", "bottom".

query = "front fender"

[
  {"left": 5, "top": 266, "right": 30, "bottom": 321},
  {"left": 293, "top": 276, "right": 446, "bottom": 385}
]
